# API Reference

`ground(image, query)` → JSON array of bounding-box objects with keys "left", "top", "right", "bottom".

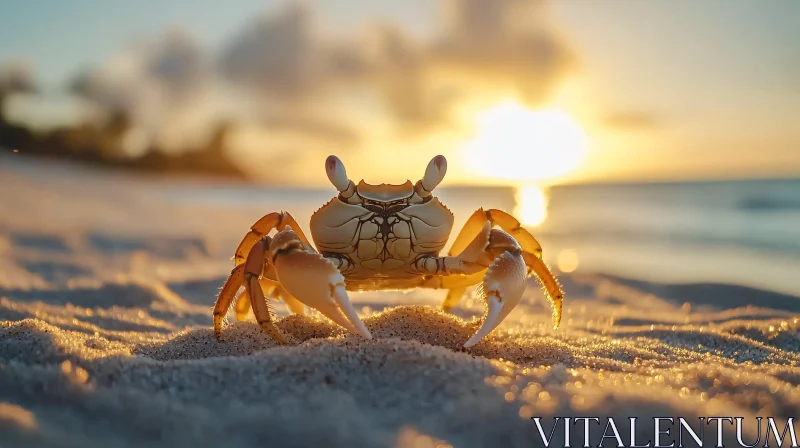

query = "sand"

[{"left": 2, "top": 156, "right": 800, "bottom": 447}]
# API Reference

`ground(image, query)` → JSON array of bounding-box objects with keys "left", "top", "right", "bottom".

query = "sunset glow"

[{"left": 463, "top": 101, "right": 588, "bottom": 183}]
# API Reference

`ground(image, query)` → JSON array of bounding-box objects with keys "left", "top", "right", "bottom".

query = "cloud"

[
  {"left": 431, "top": 0, "right": 575, "bottom": 103},
  {"left": 146, "top": 30, "right": 207, "bottom": 100},
  {"left": 70, "top": 28, "right": 217, "bottom": 155},
  {"left": 219, "top": 4, "right": 315, "bottom": 98},
  {"left": 0, "top": 60, "right": 35, "bottom": 95},
  {"left": 367, "top": 25, "right": 455, "bottom": 128},
  {"left": 361, "top": 0, "right": 575, "bottom": 129},
  {"left": 261, "top": 114, "right": 359, "bottom": 144},
  {"left": 219, "top": 4, "right": 370, "bottom": 99},
  {"left": 73, "top": 29, "right": 207, "bottom": 109},
  {"left": 215, "top": 0, "right": 573, "bottom": 128},
  {"left": 65, "top": 0, "right": 576, "bottom": 172}
]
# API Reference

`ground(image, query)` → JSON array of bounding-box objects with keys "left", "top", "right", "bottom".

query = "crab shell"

[{"left": 310, "top": 178, "right": 454, "bottom": 290}]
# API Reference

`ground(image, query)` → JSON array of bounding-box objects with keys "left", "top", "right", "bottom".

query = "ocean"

[
  {"left": 4, "top": 154, "right": 799, "bottom": 297},
  {"left": 163, "top": 176, "right": 800, "bottom": 297},
  {"left": 540, "top": 179, "right": 800, "bottom": 296}
]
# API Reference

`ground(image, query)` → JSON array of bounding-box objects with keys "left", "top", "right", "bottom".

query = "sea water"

[
  {"left": 168, "top": 177, "right": 800, "bottom": 296},
  {"left": 6, "top": 153, "right": 798, "bottom": 297},
  {"left": 540, "top": 179, "right": 800, "bottom": 296}
]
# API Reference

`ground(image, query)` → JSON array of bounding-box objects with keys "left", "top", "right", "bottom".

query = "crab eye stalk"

[
  {"left": 415, "top": 155, "right": 447, "bottom": 197},
  {"left": 325, "top": 155, "right": 355, "bottom": 196}
]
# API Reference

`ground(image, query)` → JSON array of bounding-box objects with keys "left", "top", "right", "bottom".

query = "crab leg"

[
  {"left": 441, "top": 286, "right": 468, "bottom": 313},
  {"left": 234, "top": 269, "right": 306, "bottom": 320},
  {"left": 235, "top": 211, "right": 314, "bottom": 265},
  {"left": 234, "top": 261, "right": 280, "bottom": 322},
  {"left": 447, "top": 208, "right": 563, "bottom": 329},
  {"left": 262, "top": 281, "right": 306, "bottom": 315},
  {"left": 244, "top": 239, "right": 286, "bottom": 342},
  {"left": 270, "top": 230, "right": 371, "bottom": 339},
  {"left": 449, "top": 208, "right": 542, "bottom": 259},
  {"left": 233, "top": 288, "right": 251, "bottom": 321},
  {"left": 464, "top": 249, "right": 528, "bottom": 348},
  {"left": 527, "top": 254, "right": 563, "bottom": 329},
  {"left": 213, "top": 264, "right": 246, "bottom": 337},
  {"left": 214, "top": 238, "right": 287, "bottom": 342},
  {"left": 280, "top": 287, "right": 306, "bottom": 315},
  {"left": 245, "top": 276, "right": 286, "bottom": 343}
]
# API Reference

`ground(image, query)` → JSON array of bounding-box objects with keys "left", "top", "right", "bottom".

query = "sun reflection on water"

[
  {"left": 514, "top": 185, "right": 548, "bottom": 227},
  {"left": 464, "top": 100, "right": 588, "bottom": 229}
]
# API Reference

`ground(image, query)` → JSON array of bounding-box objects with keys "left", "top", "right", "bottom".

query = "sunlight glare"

[
  {"left": 515, "top": 185, "right": 548, "bottom": 227},
  {"left": 464, "top": 101, "right": 587, "bottom": 182}
]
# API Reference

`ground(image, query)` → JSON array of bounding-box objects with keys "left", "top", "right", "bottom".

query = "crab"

[{"left": 213, "top": 155, "right": 563, "bottom": 347}]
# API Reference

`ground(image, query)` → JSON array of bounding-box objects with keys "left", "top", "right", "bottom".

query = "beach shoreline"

[{"left": 2, "top": 158, "right": 799, "bottom": 447}]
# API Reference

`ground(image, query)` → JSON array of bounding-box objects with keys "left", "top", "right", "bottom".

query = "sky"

[{"left": 1, "top": 0, "right": 799, "bottom": 185}]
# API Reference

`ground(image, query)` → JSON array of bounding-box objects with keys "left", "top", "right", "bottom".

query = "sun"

[
  {"left": 463, "top": 101, "right": 588, "bottom": 182},
  {"left": 460, "top": 100, "right": 588, "bottom": 226}
]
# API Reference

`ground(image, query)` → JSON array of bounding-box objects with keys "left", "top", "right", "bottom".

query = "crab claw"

[
  {"left": 463, "top": 250, "right": 527, "bottom": 348},
  {"left": 325, "top": 155, "right": 352, "bottom": 192},
  {"left": 415, "top": 155, "right": 447, "bottom": 198},
  {"left": 422, "top": 155, "right": 447, "bottom": 191},
  {"left": 271, "top": 232, "right": 371, "bottom": 339}
]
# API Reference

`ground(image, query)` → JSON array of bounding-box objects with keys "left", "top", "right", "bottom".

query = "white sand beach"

[{"left": 1, "top": 157, "right": 799, "bottom": 447}]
